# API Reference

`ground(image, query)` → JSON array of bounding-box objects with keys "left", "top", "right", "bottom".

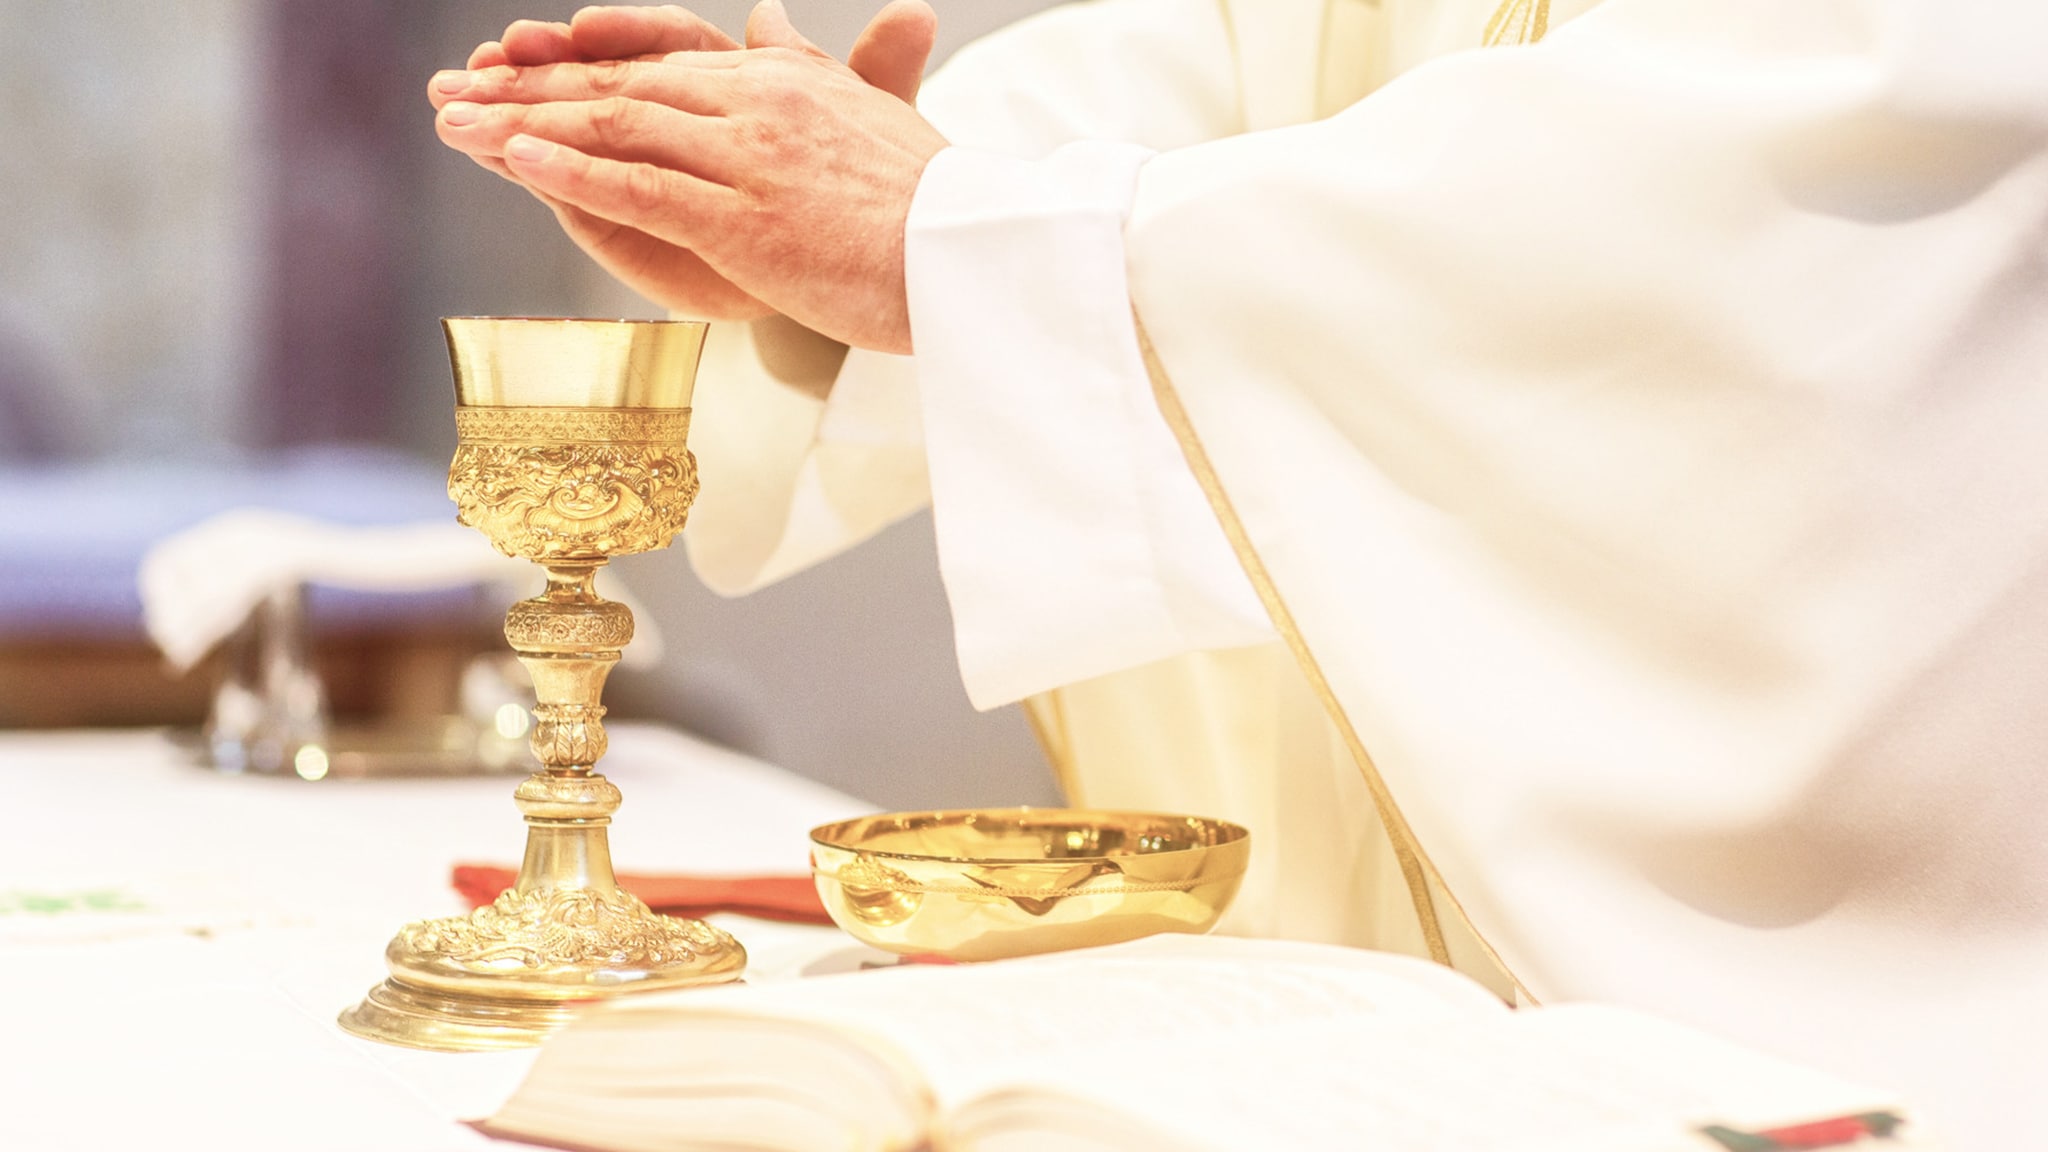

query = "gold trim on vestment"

[
  {"left": 1214, "top": 0, "right": 1247, "bottom": 130},
  {"left": 1484, "top": 0, "right": 1552, "bottom": 46},
  {"left": 1021, "top": 692, "right": 1086, "bottom": 805},
  {"left": 1135, "top": 316, "right": 1533, "bottom": 1002},
  {"left": 1314, "top": 0, "right": 1339, "bottom": 118}
]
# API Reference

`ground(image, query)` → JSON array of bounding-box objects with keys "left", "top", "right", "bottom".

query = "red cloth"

[{"left": 452, "top": 864, "right": 833, "bottom": 925}]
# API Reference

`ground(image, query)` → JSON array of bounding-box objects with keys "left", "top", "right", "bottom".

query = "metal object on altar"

[
  {"left": 205, "top": 585, "right": 329, "bottom": 774},
  {"left": 341, "top": 317, "right": 744, "bottom": 1052},
  {"left": 202, "top": 589, "right": 535, "bottom": 780},
  {"left": 809, "top": 808, "right": 1249, "bottom": 962}
]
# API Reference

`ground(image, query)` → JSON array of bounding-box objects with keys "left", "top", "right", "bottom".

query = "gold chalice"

[{"left": 340, "top": 318, "right": 745, "bottom": 1052}]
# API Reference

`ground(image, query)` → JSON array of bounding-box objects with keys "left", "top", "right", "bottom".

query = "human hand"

[
  {"left": 434, "top": 6, "right": 760, "bottom": 319},
  {"left": 434, "top": 1, "right": 946, "bottom": 351},
  {"left": 430, "top": 2, "right": 939, "bottom": 329},
  {"left": 462, "top": 3, "right": 935, "bottom": 101}
]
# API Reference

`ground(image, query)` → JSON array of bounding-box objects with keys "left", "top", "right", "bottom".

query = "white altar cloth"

[{"left": 0, "top": 725, "right": 872, "bottom": 1151}]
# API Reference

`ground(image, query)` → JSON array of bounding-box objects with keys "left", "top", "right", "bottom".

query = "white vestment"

[{"left": 681, "top": 2, "right": 2048, "bottom": 1145}]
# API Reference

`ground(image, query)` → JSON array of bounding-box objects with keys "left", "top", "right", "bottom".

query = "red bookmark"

[{"left": 1700, "top": 1111, "right": 1905, "bottom": 1151}]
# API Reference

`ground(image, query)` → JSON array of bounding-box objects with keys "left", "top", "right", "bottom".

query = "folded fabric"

[
  {"left": 138, "top": 508, "right": 664, "bottom": 671},
  {"left": 452, "top": 864, "right": 833, "bottom": 925}
]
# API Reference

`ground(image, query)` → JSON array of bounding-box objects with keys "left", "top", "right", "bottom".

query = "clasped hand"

[{"left": 429, "top": 1, "right": 946, "bottom": 355}]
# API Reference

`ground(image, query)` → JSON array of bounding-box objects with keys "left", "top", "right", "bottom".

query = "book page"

[
  {"left": 481, "top": 936, "right": 1509, "bottom": 1152},
  {"left": 942, "top": 1003, "right": 1918, "bottom": 1152},
  {"left": 605, "top": 935, "right": 1507, "bottom": 1111},
  {"left": 483, "top": 1011, "right": 936, "bottom": 1152}
]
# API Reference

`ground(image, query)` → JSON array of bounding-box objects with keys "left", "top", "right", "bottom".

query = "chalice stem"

[
  {"left": 515, "top": 808, "right": 618, "bottom": 894},
  {"left": 509, "top": 561, "right": 627, "bottom": 896}
]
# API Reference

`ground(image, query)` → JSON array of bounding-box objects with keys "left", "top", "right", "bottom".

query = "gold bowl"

[{"left": 810, "top": 808, "right": 1249, "bottom": 962}]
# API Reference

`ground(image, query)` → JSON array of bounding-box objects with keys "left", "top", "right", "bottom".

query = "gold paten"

[
  {"left": 810, "top": 808, "right": 1249, "bottom": 962},
  {"left": 341, "top": 318, "right": 744, "bottom": 1052}
]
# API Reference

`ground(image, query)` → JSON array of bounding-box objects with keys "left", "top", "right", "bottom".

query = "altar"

[{"left": 0, "top": 724, "right": 871, "bottom": 1150}]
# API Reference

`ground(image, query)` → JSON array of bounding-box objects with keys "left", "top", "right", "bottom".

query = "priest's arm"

[
  {"left": 431, "top": 0, "right": 1284, "bottom": 706},
  {"left": 427, "top": 8, "right": 2048, "bottom": 1146}
]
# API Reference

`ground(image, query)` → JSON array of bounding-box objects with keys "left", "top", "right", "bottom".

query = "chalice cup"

[{"left": 340, "top": 318, "right": 745, "bottom": 1051}]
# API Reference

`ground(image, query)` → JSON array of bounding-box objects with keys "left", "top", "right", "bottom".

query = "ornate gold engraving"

[
  {"left": 449, "top": 442, "right": 699, "bottom": 561},
  {"left": 530, "top": 703, "right": 608, "bottom": 767},
  {"left": 397, "top": 886, "right": 732, "bottom": 971},
  {"left": 450, "top": 407, "right": 697, "bottom": 562},
  {"left": 504, "top": 600, "right": 634, "bottom": 650},
  {"left": 454, "top": 406, "right": 692, "bottom": 445}
]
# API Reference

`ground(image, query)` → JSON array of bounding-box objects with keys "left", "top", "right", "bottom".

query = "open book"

[{"left": 477, "top": 936, "right": 1925, "bottom": 1152}]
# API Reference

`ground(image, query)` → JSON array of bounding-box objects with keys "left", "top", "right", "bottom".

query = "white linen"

[
  {"left": 0, "top": 725, "right": 868, "bottom": 1150},
  {"left": 139, "top": 508, "right": 662, "bottom": 670}
]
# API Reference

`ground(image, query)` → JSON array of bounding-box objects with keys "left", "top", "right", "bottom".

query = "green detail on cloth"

[
  {"left": 1699, "top": 1128, "right": 1779, "bottom": 1152},
  {"left": 0, "top": 888, "right": 152, "bottom": 917}
]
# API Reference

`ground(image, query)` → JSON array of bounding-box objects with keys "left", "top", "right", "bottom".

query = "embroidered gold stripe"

[
  {"left": 1136, "top": 315, "right": 1533, "bottom": 1002},
  {"left": 1483, "top": 0, "right": 1552, "bottom": 46},
  {"left": 1021, "top": 692, "right": 1086, "bottom": 805}
]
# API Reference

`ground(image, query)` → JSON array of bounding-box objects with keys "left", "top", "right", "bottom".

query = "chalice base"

[{"left": 339, "top": 885, "right": 746, "bottom": 1052}]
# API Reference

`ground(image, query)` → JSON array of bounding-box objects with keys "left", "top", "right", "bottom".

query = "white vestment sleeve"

[
  {"left": 1110, "top": 3, "right": 2048, "bottom": 1148},
  {"left": 905, "top": 142, "right": 1273, "bottom": 710},
  {"left": 683, "top": 0, "right": 1255, "bottom": 599},
  {"left": 684, "top": 320, "right": 929, "bottom": 595}
]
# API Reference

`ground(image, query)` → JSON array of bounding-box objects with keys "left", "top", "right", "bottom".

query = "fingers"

[
  {"left": 744, "top": 0, "right": 830, "bottom": 59},
  {"left": 848, "top": 0, "right": 937, "bottom": 103},
  {"left": 502, "top": 134, "right": 739, "bottom": 252},
  {"left": 546, "top": 200, "right": 772, "bottom": 319},
  {"left": 472, "top": 152, "right": 518, "bottom": 182},
  {"left": 433, "top": 58, "right": 742, "bottom": 114},
  {"left": 454, "top": 6, "right": 742, "bottom": 104},
  {"left": 438, "top": 95, "right": 738, "bottom": 181},
  {"left": 570, "top": 5, "right": 739, "bottom": 59},
  {"left": 470, "top": 7, "right": 751, "bottom": 68},
  {"left": 500, "top": 19, "right": 579, "bottom": 65}
]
